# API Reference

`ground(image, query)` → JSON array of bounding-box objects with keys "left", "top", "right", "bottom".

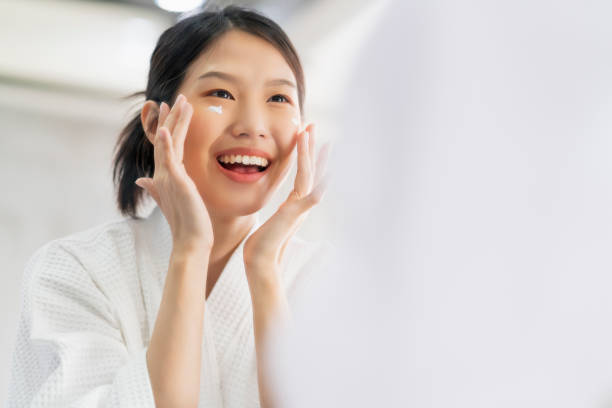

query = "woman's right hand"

[{"left": 135, "top": 94, "right": 214, "bottom": 253}]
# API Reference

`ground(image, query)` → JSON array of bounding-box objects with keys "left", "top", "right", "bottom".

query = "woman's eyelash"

[
  {"left": 269, "top": 94, "right": 290, "bottom": 103},
  {"left": 208, "top": 89, "right": 234, "bottom": 100},
  {"left": 206, "top": 90, "right": 290, "bottom": 103}
]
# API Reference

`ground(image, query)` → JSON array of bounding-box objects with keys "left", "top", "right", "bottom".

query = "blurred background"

[{"left": 0, "top": 0, "right": 388, "bottom": 402}]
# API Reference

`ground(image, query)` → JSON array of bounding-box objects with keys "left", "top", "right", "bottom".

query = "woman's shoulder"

[
  {"left": 57, "top": 215, "right": 135, "bottom": 248},
  {"left": 22, "top": 216, "right": 139, "bottom": 296},
  {"left": 15, "top": 217, "right": 144, "bottom": 356},
  {"left": 34, "top": 216, "right": 136, "bottom": 263}
]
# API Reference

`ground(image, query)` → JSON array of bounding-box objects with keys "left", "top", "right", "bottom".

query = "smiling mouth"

[{"left": 216, "top": 156, "right": 271, "bottom": 173}]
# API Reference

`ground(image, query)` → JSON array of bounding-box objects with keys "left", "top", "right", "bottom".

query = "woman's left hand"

[{"left": 243, "top": 123, "right": 331, "bottom": 284}]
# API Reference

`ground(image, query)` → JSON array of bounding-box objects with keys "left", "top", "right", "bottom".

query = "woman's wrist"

[
  {"left": 245, "top": 260, "right": 280, "bottom": 289},
  {"left": 172, "top": 240, "right": 212, "bottom": 260},
  {"left": 248, "top": 272, "right": 281, "bottom": 296},
  {"left": 170, "top": 244, "right": 211, "bottom": 277}
]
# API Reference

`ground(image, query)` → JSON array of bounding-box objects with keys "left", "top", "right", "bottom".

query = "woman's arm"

[
  {"left": 137, "top": 96, "right": 215, "bottom": 407},
  {"left": 247, "top": 268, "right": 290, "bottom": 408},
  {"left": 246, "top": 240, "right": 333, "bottom": 408},
  {"left": 243, "top": 124, "right": 331, "bottom": 408},
  {"left": 146, "top": 246, "right": 209, "bottom": 408}
]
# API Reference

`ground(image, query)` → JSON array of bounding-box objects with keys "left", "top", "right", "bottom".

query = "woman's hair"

[{"left": 112, "top": 5, "right": 305, "bottom": 219}]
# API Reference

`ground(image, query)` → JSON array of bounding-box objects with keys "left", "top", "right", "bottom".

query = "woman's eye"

[
  {"left": 209, "top": 90, "right": 234, "bottom": 100},
  {"left": 268, "top": 94, "right": 289, "bottom": 103}
]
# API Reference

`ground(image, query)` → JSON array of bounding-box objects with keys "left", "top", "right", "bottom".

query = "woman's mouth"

[
  {"left": 217, "top": 154, "right": 269, "bottom": 173},
  {"left": 216, "top": 154, "right": 271, "bottom": 183}
]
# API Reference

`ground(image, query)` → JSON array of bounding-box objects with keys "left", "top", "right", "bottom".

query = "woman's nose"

[{"left": 231, "top": 100, "right": 268, "bottom": 139}]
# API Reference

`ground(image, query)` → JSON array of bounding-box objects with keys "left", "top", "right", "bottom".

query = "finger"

[
  {"left": 173, "top": 101, "right": 193, "bottom": 163},
  {"left": 293, "top": 130, "right": 312, "bottom": 198},
  {"left": 163, "top": 94, "right": 185, "bottom": 137},
  {"left": 154, "top": 127, "right": 175, "bottom": 175},
  {"left": 307, "top": 123, "right": 316, "bottom": 167},
  {"left": 305, "top": 172, "right": 330, "bottom": 208},
  {"left": 285, "top": 165, "right": 331, "bottom": 217},
  {"left": 313, "top": 142, "right": 331, "bottom": 187},
  {"left": 135, "top": 177, "right": 161, "bottom": 207},
  {"left": 160, "top": 126, "right": 178, "bottom": 172},
  {"left": 156, "top": 102, "right": 169, "bottom": 135},
  {"left": 153, "top": 125, "right": 167, "bottom": 173}
]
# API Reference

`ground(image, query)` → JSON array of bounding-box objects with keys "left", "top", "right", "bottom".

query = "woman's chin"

[{"left": 210, "top": 197, "right": 268, "bottom": 217}]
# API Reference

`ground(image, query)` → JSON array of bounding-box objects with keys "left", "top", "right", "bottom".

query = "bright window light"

[{"left": 154, "top": 0, "right": 206, "bottom": 13}]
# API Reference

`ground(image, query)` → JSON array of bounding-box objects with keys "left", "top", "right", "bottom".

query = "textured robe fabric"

[{"left": 7, "top": 205, "right": 331, "bottom": 407}]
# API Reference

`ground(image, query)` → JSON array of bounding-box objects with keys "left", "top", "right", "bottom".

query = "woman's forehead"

[{"left": 184, "top": 30, "right": 296, "bottom": 86}]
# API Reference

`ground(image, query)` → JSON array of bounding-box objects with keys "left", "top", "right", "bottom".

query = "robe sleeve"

[{"left": 6, "top": 242, "right": 156, "bottom": 407}]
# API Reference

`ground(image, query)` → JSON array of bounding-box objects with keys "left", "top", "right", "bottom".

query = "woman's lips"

[{"left": 215, "top": 159, "right": 270, "bottom": 183}]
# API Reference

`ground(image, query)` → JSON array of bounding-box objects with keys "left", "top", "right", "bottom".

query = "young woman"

[{"left": 7, "top": 6, "right": 330, "bottom": 408}]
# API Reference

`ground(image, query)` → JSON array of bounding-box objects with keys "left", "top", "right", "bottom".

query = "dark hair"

[{"left": 112, "top": 5, "right": 305, "bottom": 218}]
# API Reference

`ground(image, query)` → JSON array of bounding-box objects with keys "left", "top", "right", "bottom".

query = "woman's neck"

[
  {"left": 205, "top": 212, "right": 256, "bottom": 297},
  {"left": 209, "top": 213, "right": 256, "bottom": 263}
]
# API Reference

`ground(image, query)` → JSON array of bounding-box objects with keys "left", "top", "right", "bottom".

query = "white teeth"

[{"left": 218, "top": 154, "right": 269, "bottom": 167}]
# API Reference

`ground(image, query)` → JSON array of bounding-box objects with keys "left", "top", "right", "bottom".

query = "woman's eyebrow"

[
  {"left": 265, "top": 78, "right": 296, "bottom": 89},
  {"left": 198, "top": 71, "right": 296, "bottom": 89},
  {"left": 198, "top": 71, "right": 237, "bottom": 82}
]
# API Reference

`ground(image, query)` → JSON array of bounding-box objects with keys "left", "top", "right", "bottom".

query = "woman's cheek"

[
  {"left": 276, "top": 110, "right": 300, "bottom": 133},
  {"left": 188, "top": 106, "right": 227, "bottom": 140},
  {"left": 272, "top": 112, "right": 301, "bottom": 143},
  {"left": 200, "top": 101, "right": 230, "bottom": 120},
  {"left": 204, "top": 103, "right": 225, "bottom": 116},
  {"left": 270, "top": 123, "right": 297, "bottom": 157}
]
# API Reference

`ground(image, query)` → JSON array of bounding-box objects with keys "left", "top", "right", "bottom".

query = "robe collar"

[{"left": 144, "top": 204, "right": 261, "bottom": 302}]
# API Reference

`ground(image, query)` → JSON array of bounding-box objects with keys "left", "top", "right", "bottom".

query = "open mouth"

[{"left": 216, "top": 155, "right": 271, "bottom": 174}]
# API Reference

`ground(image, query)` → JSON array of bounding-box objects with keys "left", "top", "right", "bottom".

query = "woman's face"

[{"left": 176, "top": 29, "right": 301, "bottom": 217}]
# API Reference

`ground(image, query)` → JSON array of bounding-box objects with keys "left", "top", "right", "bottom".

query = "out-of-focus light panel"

[{"left": 154, "top": 0, "right": 206, "bottom": 12}]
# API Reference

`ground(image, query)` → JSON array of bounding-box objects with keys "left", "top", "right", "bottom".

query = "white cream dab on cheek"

[
  {"left": 291, "top": 117, "right": 300, "bottom": 126},
  {"left": 208, "top": 105, "right": 223, "bottom": 114}
]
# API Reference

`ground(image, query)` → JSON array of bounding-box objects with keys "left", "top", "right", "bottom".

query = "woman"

[{"left": 7, "top": 6, "right": 331, "bottom": 408}]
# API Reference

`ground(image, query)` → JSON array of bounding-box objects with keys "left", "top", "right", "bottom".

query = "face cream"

[{"left": 208, "top": 105, "right": 223, "bottom": 114}]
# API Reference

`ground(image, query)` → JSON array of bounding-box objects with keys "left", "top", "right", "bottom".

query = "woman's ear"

[{"left": 141, "top": 100, "right": 160, "bottom": 144}]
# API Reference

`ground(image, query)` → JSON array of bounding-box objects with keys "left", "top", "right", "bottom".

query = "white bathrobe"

[{"left": 7, "top": 205, "right": 331, "bottom": 407}]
